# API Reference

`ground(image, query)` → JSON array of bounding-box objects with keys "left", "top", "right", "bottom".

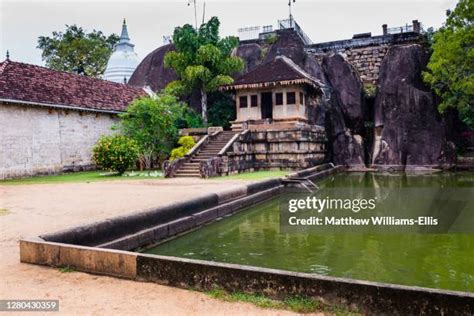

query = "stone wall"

[
  {"left": 307, "top": 32, "right": 423, "bottom": 85},
  {"left": 0, "top": 103, "right": 117, "bottom": 179},
  {"left": 219, "top": 126, "right": 327, "bottom": 175}
]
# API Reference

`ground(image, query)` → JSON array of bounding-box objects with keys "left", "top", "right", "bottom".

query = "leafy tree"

[
  {"left": 175, "top": 107, "right": 204, "bottom": 129},
  {"left": 208, "top": 92, "right": 236, "bottom": 129},
  {"left": 423, "top": 0, "right": 474, "bottom": 127},
  {"left": 92, "top": 135, "right": 140, "bottom": 175},
  {"left": 117, "top": 93, "right": 186, "bottom": 168},
  {"left": 164, "top": 16, "right": 244, "bottom": 124},
  {"left": 37, "top": 24, "right": 119, "bottom": 77}
]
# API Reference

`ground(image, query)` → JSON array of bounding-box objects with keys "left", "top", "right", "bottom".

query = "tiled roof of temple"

[
  {"left": 222, "top": 55, "right": 324, "bottom": 91},
  {"left": 0, "top": 59, "right": 146, "bottom": 113}
]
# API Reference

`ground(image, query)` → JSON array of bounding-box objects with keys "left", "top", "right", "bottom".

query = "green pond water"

[{"left": 144, "top": 172, "right": 474, "bottom": 292}]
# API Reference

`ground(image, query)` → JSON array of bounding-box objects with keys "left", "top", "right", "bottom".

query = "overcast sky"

[{"left": 0, "top": 0, "right": 458, "bottom": 66}]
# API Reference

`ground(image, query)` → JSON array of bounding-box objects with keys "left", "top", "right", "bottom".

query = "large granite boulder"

[
  {"left": 322, "top": 92, "right": 366, "bottom": 166},
  {"left": 322, "top": 54, "right": 365, "bottom": 134},
  {"left": 306, "top": 53, "right": 365, "bottom": 166},
  {"left": 128, "top": 44, "right": 177, "bottom": 92},
  {"left": 234, "top": 43, "right": 263, "bottom": 73},
  {"left": 372, "top": 44, "right": 454, "bottom": 167}
]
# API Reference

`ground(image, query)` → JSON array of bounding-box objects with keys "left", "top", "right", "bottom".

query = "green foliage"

[
  {"left": 260, "top": 46, "right": 269, "bottom": 60},
  {"left": 175, "top": 107, "right": 204, "bottom": 129},
  {"left": 423, "top": 0, "right": 474, "bottom": 128},
  {"left": 205, "top": 288, "right": 358, "bottom": 314},
  {"left": 265, "top": 33, "right": 279, "bottom": 45},
  {"left": 118, "top": 93, "right": 186, "bottom": 167},
  {"left": 37, "top": 24, "right": 118, "bottom": 77},
  {"left": 363, "top": 83, "right": 377, "bottom": 98},
  {"left": 208, "top": 92, "right": 236, "bottom": 129},
  {"left": 92, "top": 135, "right": 140, "bottom": 175},
  {"left": 58, "top": 266, "right": 76, "bottom": 273},
  {"left": 164, "top": 16, "right": 244, "bottom": 123},
  {"left": 170, "top": 136, "right": 196, "bottom": 161}
]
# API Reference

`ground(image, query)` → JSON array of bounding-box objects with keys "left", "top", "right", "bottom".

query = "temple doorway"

[{"left": 261, "top": 92, "right": 273, "bottom": 119}]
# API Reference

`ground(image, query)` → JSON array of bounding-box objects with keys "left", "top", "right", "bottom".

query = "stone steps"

[{"left": 172, "top": 131, "right": 236, "bottom": 177}]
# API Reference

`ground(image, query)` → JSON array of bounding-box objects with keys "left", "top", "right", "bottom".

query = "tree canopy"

[
  {"left": 423, "top": 0, "right": 474, "bottom": 127},
  {"left": 164, "top": 16, "right": 244, "bottom": 124},
  {"left": 117, "top": 93, "right": 186, "bottom": 168},
  {"left": 37, "top": 24, "right": 119, "bottom": 77}
]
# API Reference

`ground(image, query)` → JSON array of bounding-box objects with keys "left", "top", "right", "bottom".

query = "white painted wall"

[
  {"left": 0, "top": 103, "right": 117, "bottom": 179},
  {"left": 235, "top": 86, "right": 308, "bottom": 123}
]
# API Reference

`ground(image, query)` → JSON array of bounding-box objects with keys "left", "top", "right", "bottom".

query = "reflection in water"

[{"left": 145, "top": 172, "right": 474, "bottom": 292}]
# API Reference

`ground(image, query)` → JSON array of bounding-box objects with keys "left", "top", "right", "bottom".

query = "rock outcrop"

[
  {"left": 234, "top": 43, "right": 262, "bottom": 73},
  {"left": 371, "top": 44, "right": 454, "bottom": 167},
  {"left": 310, "top": 54, "right": 366, "bottom": 166},
  {"left": 128, "top": 44, "right": 177, "bottom": 92},
  {"left": 322, "top": 54, "right": 365, "bottom": 134}
]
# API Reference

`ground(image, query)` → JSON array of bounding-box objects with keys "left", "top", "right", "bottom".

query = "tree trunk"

[{"left": 201, "top": 88, "right": 208, "bottom": 125}]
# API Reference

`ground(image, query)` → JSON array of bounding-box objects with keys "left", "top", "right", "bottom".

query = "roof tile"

[{"left": 0, "top": 60, "right": 146, "bottom": 112}]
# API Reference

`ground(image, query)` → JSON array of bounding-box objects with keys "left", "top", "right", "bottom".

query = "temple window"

[
  {"left": 250, "top": 95, "right": 258, "bottom": 107},
  {"left": 275, "top": 92, "right": 283, "bottom": 105},
  {"left": 300, "top": 92, "right": 304, "bottom": 105},
  {"left": 239, "top": 95, "right": 248, "bottom": 108},
  {"left": 286, "top": 92, "right": 296, "bottom": 105}
]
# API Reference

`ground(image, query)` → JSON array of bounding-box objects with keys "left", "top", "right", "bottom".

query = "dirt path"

[{"left": 0, "top": 178, "right": 306, "bottom": 315}]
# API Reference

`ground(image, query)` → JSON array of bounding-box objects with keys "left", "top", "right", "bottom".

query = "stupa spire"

[
  {"left": 120, "top": 18, "right": 130, "bottom": 42},
  {"left": 103, "top": 19, "right": 139, "bottom": 84}
]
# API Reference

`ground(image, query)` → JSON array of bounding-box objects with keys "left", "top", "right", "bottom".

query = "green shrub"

[
  {"left": 92, "top": 135, "right": 140, "bottom": 175},
  {"left": 363, "top": 83, "right": 377, "bottom": 97},
  {"left": 170, "top": 136, "right": 196, "bottom": 161},
  {"left": 208, "top": 92, "right": 236, "bottom": 129},
  {"left": 265, "top": 33, "right": 279, "bottom": 45},
  {"left": 175, "top": 107, "right": 204, "bottom": 129},
  {"left": 117, "top": 93, "right": 185, "bottom": 168}
]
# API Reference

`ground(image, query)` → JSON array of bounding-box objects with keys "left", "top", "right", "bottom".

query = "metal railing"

[
  {"left": 387, "top": 24, "right": 414, "bottom": 35},
  {"left": 238, "top": 26, "right": 261, "bottom": 41},
  {"left": 278, "top": 17, "right": 312, "bottom": 45}
]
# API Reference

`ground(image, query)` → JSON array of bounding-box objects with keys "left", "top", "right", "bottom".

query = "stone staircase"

[
  {"left": 457, "top": 147, "right": 474, "bottom": 170},
  {"left": 174, "top": 131, "right": 236, "bottom": 178}
]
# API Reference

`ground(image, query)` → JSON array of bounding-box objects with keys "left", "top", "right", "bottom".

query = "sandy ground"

[{"left": 0, "top": 178, "right": 309, "bottom": 316}]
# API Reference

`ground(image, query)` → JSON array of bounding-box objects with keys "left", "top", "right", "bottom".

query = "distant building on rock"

[{"left": 104, "top": 19, "right": 139, "bottom": 84}]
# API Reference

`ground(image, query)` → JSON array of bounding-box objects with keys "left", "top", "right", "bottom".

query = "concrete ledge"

[
  {"left": 19, "top": 238, "right": 474, "bottom": 314},
  {"left": 20, "top": 239, "right": 137, "bottom": 279},
  {"left": 97, "top": 186, "right": 283, "bottom": 251},
  {"left": 136, "top": 254, "right": 474, "bottom": 315},
  {"left": 247, "top": 178, "right": 282, "bottom": 195},
  {"left": 286, "top": 163, "right": 335, "bottom": 178},
  {"left": 40, "top": 193, "right": 220, "bottom": 246}
]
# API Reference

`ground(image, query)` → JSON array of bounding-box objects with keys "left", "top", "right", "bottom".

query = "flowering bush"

[
  {"left": 92, "top": 135, "right": 140, "bottom": 175},
  {"left": 170, "top": 136, "right": 195, "bottom": 161}
]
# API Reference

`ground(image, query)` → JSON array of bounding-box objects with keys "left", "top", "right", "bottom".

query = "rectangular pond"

[{"left": 144, "top": 172, "right": 474, "bottom": 293}]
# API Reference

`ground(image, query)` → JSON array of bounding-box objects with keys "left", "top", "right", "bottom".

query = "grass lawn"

[
  {"left": 216, "top": 170, "right": 288, "bottom": 180},
  {"left": 0, "top": 171, "right": 162, "bottom": 185},
  {"left": 205, "top": 288, "right": 360, "bottom": 315}
]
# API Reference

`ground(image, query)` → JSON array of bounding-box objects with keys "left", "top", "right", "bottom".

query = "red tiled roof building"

[{"left": 0, "top": 59, "right": 146, "bottom": 179}]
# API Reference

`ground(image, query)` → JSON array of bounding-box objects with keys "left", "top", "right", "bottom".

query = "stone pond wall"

[
  {"left": 0, "top": 103, "right": 117, "bottom": 179},
  {"left": 218, "top": 126, "right": 327, "bottom": 175}
]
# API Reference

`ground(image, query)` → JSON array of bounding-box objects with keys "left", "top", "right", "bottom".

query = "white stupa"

[{"left": 104, "top": 19, "right": 139, "bottom": 84}]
